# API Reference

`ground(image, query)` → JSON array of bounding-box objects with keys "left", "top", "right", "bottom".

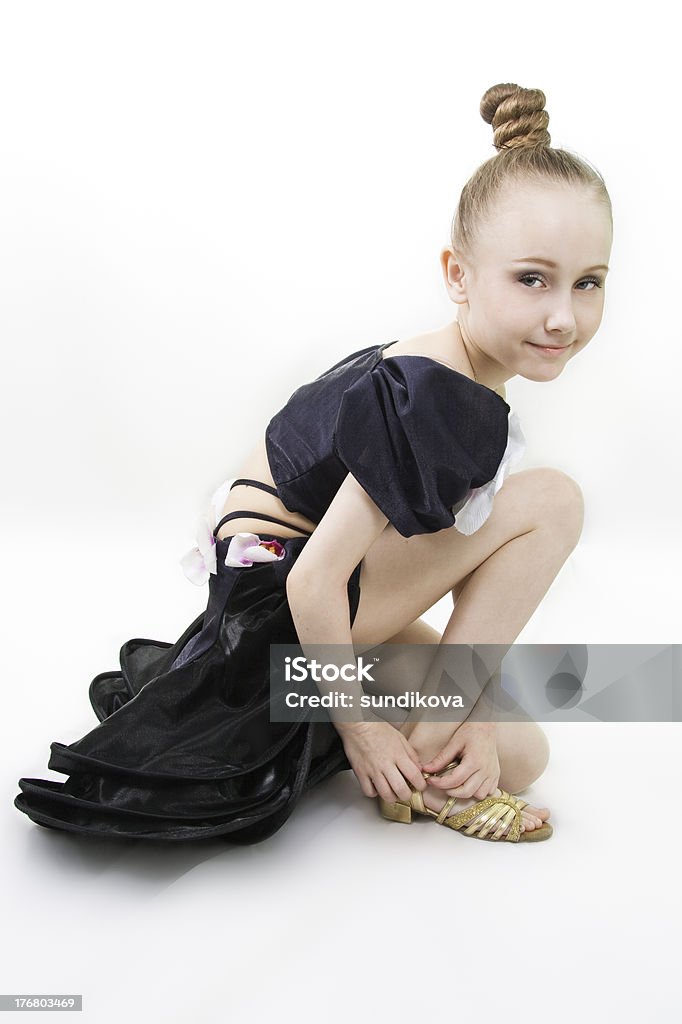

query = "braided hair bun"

[{"left": 480, "top": 83, "right": 551, "bottom": 151}]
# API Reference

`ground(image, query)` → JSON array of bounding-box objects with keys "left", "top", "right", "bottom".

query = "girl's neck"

[{"left": 445, "top": 319, "right": 513, "bottom": 393}]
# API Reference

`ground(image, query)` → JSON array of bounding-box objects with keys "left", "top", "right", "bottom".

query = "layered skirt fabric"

[{"left": 15, "top": 535, "right": 362, "bottom": 843}]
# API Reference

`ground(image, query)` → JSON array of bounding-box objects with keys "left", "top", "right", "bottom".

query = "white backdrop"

[
  {"left": 2, "top": 4, "right": 679, "bottom": 545},
  {"left": 2, "top": 3, "right": 680, "bottom": 1022}
]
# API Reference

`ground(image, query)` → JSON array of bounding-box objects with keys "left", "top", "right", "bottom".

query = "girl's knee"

[
  {"left": 526, "top": 467, "right": 584, "bottom": 547},
  {"left": 499, "top": 724, "right": 550, "bottom": 792}
]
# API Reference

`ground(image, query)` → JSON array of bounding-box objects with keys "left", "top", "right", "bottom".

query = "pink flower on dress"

[
  {"left": 179, "top": 480, "right": 225, "bottom": 585},
  {"left": 180, "top": 516, "right": 217, "bottom": 586},
  {"left": 180, "top": 478, "right": 287, "bottom": 584},
  {"left": 224, "top": 533, "right": 286, "bottom": 567}
]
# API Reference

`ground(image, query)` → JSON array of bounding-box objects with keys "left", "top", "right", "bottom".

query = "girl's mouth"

[{"left": 526, "top": 342, "right": 572, "bottom": 357}]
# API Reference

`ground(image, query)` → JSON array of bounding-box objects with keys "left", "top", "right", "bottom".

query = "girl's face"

[{"left": 442, "top": 182, "right": 613, "bottom": 383}]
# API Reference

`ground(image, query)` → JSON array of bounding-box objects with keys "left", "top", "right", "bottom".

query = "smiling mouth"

[{"left": 527, "top": 342, "right": 572, "bottom": 350}]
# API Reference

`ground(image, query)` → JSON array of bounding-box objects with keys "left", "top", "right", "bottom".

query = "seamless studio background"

[{"left": 1, "top": 2, "right": 680, "bottom": 1022}]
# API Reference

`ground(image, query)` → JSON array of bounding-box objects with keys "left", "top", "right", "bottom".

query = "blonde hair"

[{"left": 451, "top": 82, "right": 613, "bottom": 260}]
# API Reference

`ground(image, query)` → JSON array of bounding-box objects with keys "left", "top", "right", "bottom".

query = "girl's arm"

[{"left": 286, "top": 473, "right": 427, "bottom": 803}]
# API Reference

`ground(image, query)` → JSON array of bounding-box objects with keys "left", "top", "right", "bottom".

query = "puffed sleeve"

[{"left": 332, "top": 356, "right": 512, "bottom": 538}]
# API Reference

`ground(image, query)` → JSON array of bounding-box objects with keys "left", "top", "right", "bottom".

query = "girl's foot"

[{"left": 421, "top": 783, "right": 550, "bottom": 835}]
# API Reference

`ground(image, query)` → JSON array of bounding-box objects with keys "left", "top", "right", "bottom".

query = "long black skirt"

[{"left": 14, "top": 534, "right": 363, "bottom": 843}]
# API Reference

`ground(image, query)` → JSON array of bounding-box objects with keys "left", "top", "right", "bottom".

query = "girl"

[{"left": 15, "top": 82, "right": 612, "bottom": 845}]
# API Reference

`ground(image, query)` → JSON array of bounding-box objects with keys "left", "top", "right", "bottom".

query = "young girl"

[{"left": 15, "top": 82, "right": 612, "bottom": 845}]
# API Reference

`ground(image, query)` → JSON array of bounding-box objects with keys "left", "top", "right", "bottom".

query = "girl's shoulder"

[
  {"left": 333, "top": 344, "right": 513, "bottom": 537},
  {"left": 379, "top": 335, "right": 507, "bottom": 402}
]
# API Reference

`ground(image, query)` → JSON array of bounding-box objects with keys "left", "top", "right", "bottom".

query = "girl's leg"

[
  {"left": 349, "top": 467, "right": 584, "bottom": 831},
  {"left": 403, "top": 516, "right": 578, "bottom": 764},
  {"left": 350, "top": 468, "right": 583, "bottom": 655},
  {"left": 371, "top": 620, "right": 553, "bottom": 832},
  {"left": 375, "top": 618, "right": 551, "bottom": 793}
]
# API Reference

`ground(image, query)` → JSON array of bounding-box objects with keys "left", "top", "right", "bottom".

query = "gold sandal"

[{"left": 378, "top": 761, "right": 553, "bottom": 843}]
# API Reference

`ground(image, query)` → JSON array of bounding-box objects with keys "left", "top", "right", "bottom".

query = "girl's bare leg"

[
  {"left": 366, "top": 520, "right": 580, "bottom": 831},
  {"left": 372, "top": 618, "right": 550, "bottom": 792},
  {"left": 348, "top": 468, "right": 581, "bottom": 835},
  {"left": 374, "top": 620, "right": 552, "bottom": 832}
]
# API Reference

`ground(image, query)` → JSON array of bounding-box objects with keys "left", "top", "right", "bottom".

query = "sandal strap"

[
  {"left": 410, "top": 789, "right": 428, "bottom": 814},
  {"left": 420, "top": 763, "right": 529, "bottom": 838},
  {"left": 444, "top": 791, "right": 524, "bottom": 842},
  {"left": 488, "top": 806, "right": 518, "bottom": 841},
  {"left": 466, "top": 802, "right": 516, "bottom": 840},
  {"left": 435, "top": 797, "right": 458, "bottom": 824}
]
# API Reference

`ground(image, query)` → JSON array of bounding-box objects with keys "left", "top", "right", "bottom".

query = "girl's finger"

[
  {"left": 420, "top": 749, "right": 458, "bottom": 772},
  {"left": 401, "top": 744, "right": 425, "bottom": 773},
  {"left": 399, "top": 757, "right": 428, "bottom": 793},
  {"left": 425, "top": 763, "right": 469, "bottom": 788},
  {"left": 360, "top": 775, "right": 377, "bottom": 798},
  {"left": 445, "top": 773, "right": 486, "bottom": 799},
  {"left": 374, "top": 773, "right": 397, "bottom": 804},
  {"left": 385, "top": 765, "right": 412, "bottom": 803}
]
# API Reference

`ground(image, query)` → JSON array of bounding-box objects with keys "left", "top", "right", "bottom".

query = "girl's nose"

[{"left": 545, "top": 303, "right": 576, "bottom": 335}]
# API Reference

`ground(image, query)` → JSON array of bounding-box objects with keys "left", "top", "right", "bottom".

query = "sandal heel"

[{"left": 378, "top": 797, "right": 413, "bottom": 823}]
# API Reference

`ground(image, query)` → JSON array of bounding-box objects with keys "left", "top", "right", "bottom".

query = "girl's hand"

[
  {"left": 421, "top": 723, "right": 500, "bottom": 801},
  {"left": 337, "top": 715, "right": 427, "bottom": 803}
]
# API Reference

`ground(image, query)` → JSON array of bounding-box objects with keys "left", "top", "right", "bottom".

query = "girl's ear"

[{"left": 440, "top": 247, "right": 468, "bottom": 304}]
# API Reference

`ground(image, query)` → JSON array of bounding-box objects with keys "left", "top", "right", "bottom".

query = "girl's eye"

[
  {"left": 518, "top": 273, "right": 604, "bottom": 290},
  {"left": 576, "top": 277, "right": 603, "bottom": 290}
]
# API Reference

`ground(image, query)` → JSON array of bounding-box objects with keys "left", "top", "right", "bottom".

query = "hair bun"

[{"left": 480, "top": 83, "right": 551, "bottom": 151}]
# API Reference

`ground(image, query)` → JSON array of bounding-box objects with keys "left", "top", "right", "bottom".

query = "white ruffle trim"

[{"left": 452, "top": 411, "right": 526, "bottom": 536}]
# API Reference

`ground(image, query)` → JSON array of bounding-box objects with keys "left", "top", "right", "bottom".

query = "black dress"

[{"left": 14, "top": 340, "right": 515, "bottom": 843}]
